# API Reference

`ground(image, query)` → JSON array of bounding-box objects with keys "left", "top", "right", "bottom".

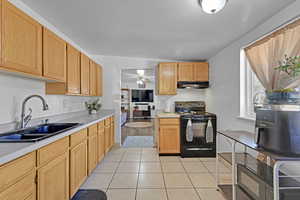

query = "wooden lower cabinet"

[
  {"left": 37, "top": 152, "right": 69, "bottom": 200},
  {"left": 70, "top": 140, "right": 87, "bottom": 198},
  {"left": 88, "top": 125, "right": 98, "bottom": 174},
  {"left": 104, "top": 125, "right": 110, "bottom": 153},
  {"left": 158, "top": 118, "right": 180, "bottom": 154},
  {"left": 110, "top": 122, "right": 115, "bottom": 149},
  {"left": 0, "top": 119, "right": 115, "bottom": 200},
  {"left": 97, "top": 122, "right": 105, "bottom": 162},
  {"left": 0, "top": 170, "right": 36, "bottom": 200}
]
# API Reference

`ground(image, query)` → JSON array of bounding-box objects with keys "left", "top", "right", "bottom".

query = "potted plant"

[
  {"left": 85, "top": 99, "right": 102, "bottom": 114},
  {"left": 266, "top": 55, "right": 300, "bottom": 104}
]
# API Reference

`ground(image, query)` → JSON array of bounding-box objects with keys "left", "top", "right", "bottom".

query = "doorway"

[{"left": 120, "top": 69, "right": 155, "bottom": 147}]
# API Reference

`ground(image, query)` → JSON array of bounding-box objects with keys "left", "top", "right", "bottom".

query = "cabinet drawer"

[
  {"left": 104, "top": 118, "right": 111, "bottom": 126},
  {"left": 37, "top": 137, "right": 69, "bottom": 167},
  {"left": 88, "top": 124, "right": 98, "bottom": 137},
  {"left": 159, "top": 118, "right": 180, "bottom": 125},
  {"left": 70, "top": 129, "right": 88, "bottom": 148},
  {"left": 0, "top": 170, "right": 36, "bottom": 200},
  {"left": 0, "top": 152, "right": 36, "bottom": 192}
]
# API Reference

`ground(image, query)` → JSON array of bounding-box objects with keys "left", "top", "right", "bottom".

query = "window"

[{"left": 240, "top": 50, "right": 264, "bottom": 120}]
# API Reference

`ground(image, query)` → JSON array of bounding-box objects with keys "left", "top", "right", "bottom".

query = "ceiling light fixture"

[{"left": 199, "top": 0, "right": 228, "bottom": 14}]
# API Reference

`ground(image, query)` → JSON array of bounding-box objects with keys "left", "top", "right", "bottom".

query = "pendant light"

[{"left": 199, "top": 0, "right": 228, "bottom": 14}]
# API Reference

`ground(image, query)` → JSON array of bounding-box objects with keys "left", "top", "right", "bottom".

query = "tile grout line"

[
  {"left": 134, "top": 150, "right": 142, "bottom": 200},
  {"left": 180, "top": 158, "right": 203, "bottom": 200},
  {"left": 105, "top": 149, "right": 127, "bottom": 192},
  {"left": 160, "top": 155, "right": 170, "bottom": 200}
]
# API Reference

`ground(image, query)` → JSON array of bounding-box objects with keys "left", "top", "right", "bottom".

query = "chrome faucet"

[{"left": 20, "top": 95, "right": 49, "bottom": 129}]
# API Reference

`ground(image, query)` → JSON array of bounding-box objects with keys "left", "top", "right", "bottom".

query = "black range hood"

[{"left": 177, "top": 81, "right": 209, "bottom": 89}]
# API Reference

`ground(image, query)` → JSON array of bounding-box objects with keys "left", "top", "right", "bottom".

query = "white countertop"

[
  {"left": 156, "top": 112, "right": 180, "bottom": 118},
  {"left": 0, "top": 110, "right": 114, "bottom": 166}
]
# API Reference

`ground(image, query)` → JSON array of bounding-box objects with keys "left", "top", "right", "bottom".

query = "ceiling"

[{"left": 20, "top": 0, "right": 295, "bottom": 60}]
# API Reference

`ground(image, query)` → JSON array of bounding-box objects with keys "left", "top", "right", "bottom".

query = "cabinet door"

[
  {"left": 159, "top": 124, "right": 180, "bottom": 154},
  {"left": 193, "top": 62, "right": 209, "bottom": 82},
  {"left": 1, "top": 0, "right": 42, "bottom": 76},
  {"left": 97, "top": 122, "right": 105, "bottom": 162},
  {"left": 96, "top": 64, "right": 103, "bottom": 96},
  {"left": 80, "top": 54, "right": 90, "bottom": 96},
  {"left": 110, "top": 122, "right": 114, "bottom": 149},
  {"left": 157, "top": 63, "right": 177, "bottom": 95},
  {"left": 43, "top": 28, "right": 66, "bottom": 82},
  {"left": 89, "top": 61, "right": 97, "bottom": 96},
  {"left": 178, "top": 63, "right": 194, "bottom": 81},
  {"left": 88, "top": 134, "right": 98, "bottom": 174},
  {"left": 67, "top": 44, "right": 81, "bottom": 94},
  {"left": 0, "top": 170, "right": 36, "bottom": 200},
  {"left": 38, "top": 152, "right": 69, "bottom": 200},
  {"left": 104, "top": 126, "right": 110, "bottom": 153},
  {"left": 70, "top": 141, "right": 87, "bottom": 198}
]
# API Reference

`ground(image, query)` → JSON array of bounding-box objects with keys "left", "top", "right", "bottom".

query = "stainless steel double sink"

[{"left": 0, "top": 123, "right": 80, "bottom": 142}]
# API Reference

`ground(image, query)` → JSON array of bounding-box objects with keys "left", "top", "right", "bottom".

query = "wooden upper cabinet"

[
  {"left": 157, "top": 63, "right": 177, "bottom": 95},
  {"left": 1, "top": 0, "right": 42, "bottom": 76},
  {"left": 66, "top": 44, "right": 81, "bottom": 94},
  {"left": 80, "top": 54, "right": 90, "bottom": 96},
  {"left": 96, "top": 64, "right": 103, "bottom": 96},
  {"left": 178, "top": 63, "right": 194, "bottom": 81},
  {"left": 194, "top": 62, "right": 209, "bottom": 82},
  {"left": 43, "top": 28, "right": 67, "bottom": 82},
  {"left": 89, "top": 60, "right": 97, "bottom": 96}
]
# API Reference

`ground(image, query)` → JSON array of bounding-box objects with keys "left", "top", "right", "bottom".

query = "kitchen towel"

[
  {"left": 206, "top": 119, "right": 214, "bottom": 143},
  {"left": 186, "top": 119, "right": 194, "bottom": 142}
]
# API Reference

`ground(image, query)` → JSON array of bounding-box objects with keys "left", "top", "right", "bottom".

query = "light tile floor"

[{"left": 81, "top": 146, "right": 229, "bottom": 200}]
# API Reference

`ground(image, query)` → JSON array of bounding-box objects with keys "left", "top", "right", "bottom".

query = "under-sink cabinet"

[{"left": 0, "top": 115, "right": 114, "bottom": 200}]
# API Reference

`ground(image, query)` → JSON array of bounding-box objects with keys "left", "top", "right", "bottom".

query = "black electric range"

[{"left": 175, "top": 101, "right": 217, "bottom": 158}]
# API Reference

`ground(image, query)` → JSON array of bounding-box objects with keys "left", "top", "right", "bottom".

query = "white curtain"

[{"left": 245, "top": 20, "right": 300, "bottom": 91}]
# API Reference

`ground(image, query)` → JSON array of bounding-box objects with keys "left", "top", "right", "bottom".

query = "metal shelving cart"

[{"left": 216, "top": 130, "right": 300, "bottom": 200}]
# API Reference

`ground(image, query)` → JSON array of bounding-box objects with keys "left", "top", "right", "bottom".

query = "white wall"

[{"left": 207, "top": 1, "right": 300, "bottom": 152}]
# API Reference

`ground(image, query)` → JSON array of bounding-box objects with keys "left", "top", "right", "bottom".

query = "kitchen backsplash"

[
  {"left": 157, "top": 88, "right": 208, "bottom": 112},
  {"left": 0, "top": 73, "right": 96, "bottom": 124}
]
